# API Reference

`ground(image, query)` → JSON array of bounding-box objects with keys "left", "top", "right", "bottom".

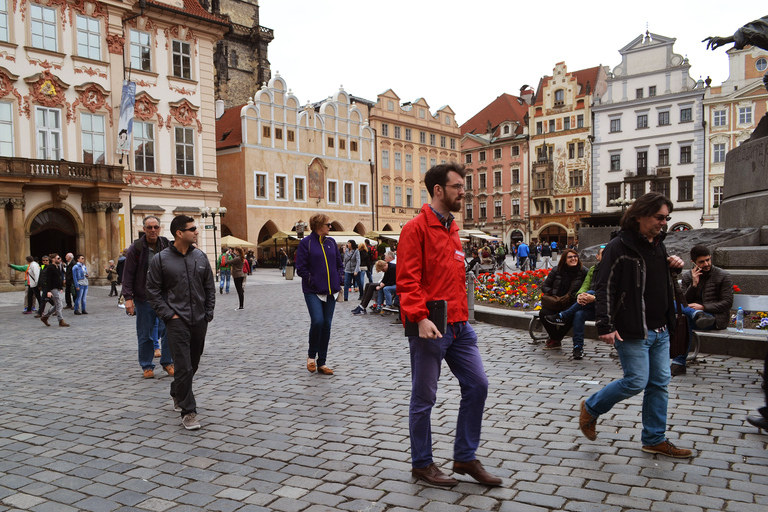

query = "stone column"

[
  {"left": 0, "top": 199, "right": 10, "bottom": 288},
  {"left": 9, "top": 198, "right": 25, "bottom": 285},
  {"left": 94, "top": 202, "right": 109, "bottom": 281},
  {"left": 109, "top": 202, "right": 122, "bottom": 262}
]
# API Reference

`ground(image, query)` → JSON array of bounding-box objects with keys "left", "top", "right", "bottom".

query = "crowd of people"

[{"left": 7, "top": 171, "right": 766, "bottom": 485}]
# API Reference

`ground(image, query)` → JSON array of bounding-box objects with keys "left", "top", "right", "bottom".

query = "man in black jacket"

[
  {"left": 147, "top": 215, "right": 216, "bottom": 430},
  {"left": 123, "top": 216, "right": 173, "bottom": 379},
  {"left": 579, "top": 192, "right": 694, "bottom": 458},
  {"left": 63, "top": 253, "right": 75, "bottom": 309},
  {"left": 40, "top": 254, "right": 69, "bottom": 327}
]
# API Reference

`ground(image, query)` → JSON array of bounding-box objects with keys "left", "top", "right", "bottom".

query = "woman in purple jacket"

[{"left": 294, "top": 213, "right": 344, "bottom": 375}]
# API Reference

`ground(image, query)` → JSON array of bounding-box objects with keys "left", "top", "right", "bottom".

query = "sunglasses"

[
  {"left": 652, "top": 214, "right": 671, "bottom": 222},
  {"left": 144, "top": 225, "right": 161, "bottom": 230},
  {"left": 179, "top": 226, "right": 197, "bottom": 232}
]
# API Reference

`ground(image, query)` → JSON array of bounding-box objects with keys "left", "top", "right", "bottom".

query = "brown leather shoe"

[
  {"left": 317, "top": 365, "right": 334, "bottom": 375},
  {"left": 411, "top": 463, "right": 458, "bottom": 486},
  {"left": 143, "top": 369, "right": 154, "bottom": 379},
  {"left": 579, "top": 400, "right": 597, "bottom": 441},
  {"left": 59, "top": 320, "right": 69, "bottom": 327},
  {"left": 641, "top": 440, "right": 693, "bottom": 458},
  {"left": 452, "top": 459, "right": 502, "bottom": 486},
  {"left": 163, "top": 365, "right": 174, "bottom": 377},
  {"left": 40, "top": 316, "right": 50, "bottom": 327},
  {"left": 307, "top": 359, "right": 316, "bottom": 373}
]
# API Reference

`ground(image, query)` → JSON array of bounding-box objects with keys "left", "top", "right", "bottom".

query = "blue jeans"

[
  {"left": 377, "top": 285, "right": 396, "bottom": 306},
  {"left": 409, "top": 321, "right": 488, "bottom": 468},
  {"left": 356, "top": 272, "right": 365, "bottom": 299},
  {"left": 219, "top": 269, "right": 231, "bottom": 292},
  {"left": 559, "top": 292, "right": 596, "bottom": 349},
  {"left": 74, "top": 285, "right": 88, "bottom": 312},
  {"left": 343, "top": 272, "right": 356, "bottom": 301},
  {"left": 136, "top": 299, "right": 171, "bottom": 370},
  {"left": 672, "top": 306, "right": 716, "bottom": 367},
  {"left": 585, "top": 329, "right": 671, "bottom": 446},
  {"left": 304, "top": 293, "right": 336, "bottom": 367}
]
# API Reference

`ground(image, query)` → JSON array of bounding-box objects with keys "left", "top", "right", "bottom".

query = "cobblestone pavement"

[{"left": 1, "top": 269, "right": 767, "bottom": 512}]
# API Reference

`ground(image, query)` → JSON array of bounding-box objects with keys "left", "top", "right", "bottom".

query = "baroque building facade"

[
  {"left": 460, "top": 91, "right": 532, "bottom": 246},
  {"left": 0, "top": 0, "right": 228, "bottom": 291},
  {"left": 369, "top": 90, "right": 461, "bottom": 231},
  {"left": 702, "top": 45, "right": 768, "bottom": 228},
  {"left": 215, "top": 74, "right": 375, "bottom": 260},
  {"left": 529, "top": 63, "right": 607, "bottom": 247},
  {"left": 591, "top": 33, "right": 705, "bottom": 232},
  {"left": 208, "top": 0, "right": 273, "bottom": 109}
]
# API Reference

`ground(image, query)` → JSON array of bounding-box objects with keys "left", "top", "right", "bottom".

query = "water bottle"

[{"left": 736, "top": 307, "right": 744, "bottom": 333}]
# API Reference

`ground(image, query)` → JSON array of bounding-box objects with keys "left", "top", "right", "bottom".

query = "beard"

[{"left": 445, "top": 196, "right": 463, "bottom": 213}]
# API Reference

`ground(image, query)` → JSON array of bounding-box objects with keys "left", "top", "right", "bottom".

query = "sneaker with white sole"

[
  {"left": 172, "top": 397, "right": 182, "bottom": 412},
  {"left": 182, "top": 413, "right": 201, "bottom": 430}
]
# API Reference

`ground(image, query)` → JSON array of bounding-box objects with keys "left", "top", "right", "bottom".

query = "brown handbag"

[
  {"left": 541, "top": 292, "right": 574, "bottom": 312},
  {"left": 669, "top": 284, "right": 690, "bottom": 358}
]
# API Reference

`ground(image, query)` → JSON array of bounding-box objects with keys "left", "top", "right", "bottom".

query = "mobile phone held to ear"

[{"left": 404, "top": 300, "right": 447, "bottom": 337}]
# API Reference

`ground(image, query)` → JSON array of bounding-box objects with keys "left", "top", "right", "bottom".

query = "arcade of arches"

[{"left": 536, "top": 224, "right": 568, "bottom": 249}]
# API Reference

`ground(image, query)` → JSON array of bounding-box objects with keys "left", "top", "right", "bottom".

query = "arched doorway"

[
  {"left": 510, "top": 229, "right": 524, "bottom": 246},
  {"left": 30, "top": 208, "right": 77, "bottom": 259},
  {"left": 353, "top": 222, "right": 366, "bottom": 235},
  {"left": 538, "top": 224, "right": 567, "bottom": 249}
]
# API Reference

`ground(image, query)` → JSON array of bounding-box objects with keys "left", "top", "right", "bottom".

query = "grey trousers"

[{"left": 42, "top": 289, "right": 63, "bottom": 322}]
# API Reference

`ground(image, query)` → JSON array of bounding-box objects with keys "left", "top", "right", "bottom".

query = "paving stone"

[{"left": 1, "top": 493, "right": 46, "bottom": 509}]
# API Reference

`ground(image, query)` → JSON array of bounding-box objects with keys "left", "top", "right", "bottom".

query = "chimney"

[
  {"left": 215, "top": 99, "right": 225, "bottom": 119},
  {"left": 520, "top": 88, "right": 534, "bottom": 105}
]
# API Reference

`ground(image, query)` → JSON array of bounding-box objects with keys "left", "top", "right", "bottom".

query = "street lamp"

[
  {"left": 296, "top": 220, "right": 306, "bottom": 239},
  {"left": 609, "top": 197, "right": 635, "bottom": 213},
  {"left": 200, "top": 206, "right": 227, "bottom": 279}
]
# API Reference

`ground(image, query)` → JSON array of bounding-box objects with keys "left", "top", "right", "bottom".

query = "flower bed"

[{"left": 473, "top": 268, "right": 551, "bottom": 310}]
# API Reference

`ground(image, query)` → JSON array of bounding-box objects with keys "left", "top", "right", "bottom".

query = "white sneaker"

[
  {"left": 182, "top": 413, "right": 201, "bottom": 430},
  {"left": 118, "top": 304, "right": 126, "bottom": 309}
]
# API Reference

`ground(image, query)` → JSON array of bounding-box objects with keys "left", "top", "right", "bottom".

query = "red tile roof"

[
  {"left": 146, "top": 0, "right": 229, "bottom": 25},
  {"left": 533, "top": 65, "right": 601, "bottom": 106},
  {"left": 216, "top": 105, "right": 245, "bottom": 150},
  {"left": 460, "top": 93, "right": 530, "bottom": 137}
]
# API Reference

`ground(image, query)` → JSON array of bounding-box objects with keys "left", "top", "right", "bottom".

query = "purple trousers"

[{"left": 409, "top": 321, "right": 489, "bottom": 468}]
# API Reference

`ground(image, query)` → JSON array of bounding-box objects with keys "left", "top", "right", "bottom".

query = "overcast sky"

[{"left": 259, "top": 1, "right": 766, "bottom": 125}]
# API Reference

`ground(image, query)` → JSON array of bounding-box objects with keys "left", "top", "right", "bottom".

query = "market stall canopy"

[
  {"left": 325, "top": 231, "right": 369, "bottom": 247},
  {"left": 458, "top": 229, "right": 489, "bottom": 238},
  {"left": 257, "top": 231, "right": 298, "bottom": 248},
  {"left": 220, "top": 235, "right": 255, "bottom": 248},
  {"left": 365, "top": 229, "right": 402, "bottom": 240}
]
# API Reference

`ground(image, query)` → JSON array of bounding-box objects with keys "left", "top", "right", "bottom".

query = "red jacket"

[{"left": 397, "top": 204, "right": 467, "bottom": 325}]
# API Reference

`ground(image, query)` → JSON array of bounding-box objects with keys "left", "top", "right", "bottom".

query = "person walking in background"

[
  {"left": 106, "top": 260, "right": 118, "bottom": 297},
  {"left": 540, "top": 242, "right": 553, "bottom": 269},
  {"left": 9, "top": 256, "right": 40, "bottom": 315},
  {"left": 295, "top": 213, "right": 344, "bottom": 376},
  {"left": 579, "top": 192, "right": 693, "bottom": 458},
  {"left": 147, "top": 215, "right": 215, "bottom": 430},
  {"left": 72, "top": 255, "right": 89, "bottom": 315},
  {"left": 528, "top": 241, "right": 538, "bottom": 269},
  {"left": 516, "top": 241, "right": 530, "bottom": 271},
  {"left": 219, "top": 248, "right": 233, "bottom": 293},
  {"left": 670, "top": 245, "right": 732, "bottom": 376},
  {"left": 278, "top": 248, "right": 288, "bottom": 277},
  {"left": 539, "top": 249, "right": 588, "bottom": 351},
  {"left": 399, "top": 162, "right": 501, "bottom": 487},
  {"left": 230, "top": 247, "right": 246, "bottom": 311},
  {"left": 358, "top": 242, "right": 371, "bottom": 296},
  {"left": 40, "top": 254, "right": 69, "bottom": 328},
  {"left": 122, "top": 215, "right": 173, "bottom": 379},
  {"left": 64, "top": 253, "right": 75, "bottom": 309},
  {"left": 342, "top": 240, "right": 360, "bottom": 302}
]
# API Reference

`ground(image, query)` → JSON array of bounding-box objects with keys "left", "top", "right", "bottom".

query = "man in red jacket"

[{"left": 398, "top": 163, "right": 501, "bottom": 487}]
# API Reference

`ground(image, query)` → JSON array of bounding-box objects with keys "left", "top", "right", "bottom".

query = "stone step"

[
  {"left": 720, "top": 269, "right": 768, "bottom": 295},
  {"left": 713, "top": 246, "right": 768, "bottom": 269}
]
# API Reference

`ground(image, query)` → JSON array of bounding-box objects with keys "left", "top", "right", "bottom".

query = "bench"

[
  {"left": 528, "top": 311, "right": 596, "bottom": 344},
  {"left": 689, "top": 294, "right": 768, "bottom": 360}
]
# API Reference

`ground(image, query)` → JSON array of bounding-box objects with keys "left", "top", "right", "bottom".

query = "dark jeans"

[
  {"left": 409, "top": 321, "right": 488, "bottom": 468},
  {"left": 136, "top": 299, "right": 171, "bottom": 370},
  {"left": 233, "top": 276, "right": 245, "bottom": 308},
  {"left": 26, "top": 285, "right": 41, "bottom": 313},
  {"left": 344, "top": 272, "right": 357, "bottom": 301},
  {"left": 540, "top": 305, "right": 573, "bottom": 342},
  {"left": 304, "top": 293, "right": 336, "bottom": 366},
  {"left": 167, "top": 318, "right": 207, "bottom": 417},
  {"left": 65, "top": 281, "right": 74, "bottom": 307},
  {"left": 671, "top": 305, "right": 716, "bottom": 367},
  {"left": 558, "top": 293, "right": 597, "bottom": 349},
  {"left": 109, "top": 282, "right": 118, "bottom": 296},
  {"left": 360, "top": 283, "right": 377, "bottom": 308}
]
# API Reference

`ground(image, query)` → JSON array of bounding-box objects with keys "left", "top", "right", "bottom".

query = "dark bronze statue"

[{"left": 705, "top": 16, "right": 768, "bottom": 140}]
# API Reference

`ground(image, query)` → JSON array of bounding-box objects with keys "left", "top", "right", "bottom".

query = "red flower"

[{"left": 733, "top": 285, "right": 741, "bottom": 293}]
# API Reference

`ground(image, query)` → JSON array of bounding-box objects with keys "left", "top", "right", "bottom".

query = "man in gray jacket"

[{"left": 147, "top": 215, "right": 216, "bottom": 430}]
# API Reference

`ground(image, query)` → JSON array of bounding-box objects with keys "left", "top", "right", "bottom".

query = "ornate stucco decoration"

[
  {"left": 126, "top": 173, "right": 163, "bottom": 187},
  {"left": 123, "top": 16, "right": 159, "bottom": 48},
  {"left": 164, "top": 25, "right": 198, "bottom": 56},
  {"left": 22, "top": 70, "right": 70, "bottom": 120},
  {"left": 106, "top": 34, "right": 125, "bottom": 55},
  {"left": 72, "top": 82, "right": 112, "bottom": 126},
  {"left": 133, "top": 93, "right": 164, "bottom": 130},
  {"left": 0, "top": 67, "right": 22, "bottom": 113},
  {"left": 170, "top": 177, "right": 202, "bottom": 189},
  {"left": 167, "top": 99, "right": 202, "bottom": 133},
  {"left": 67, "top": 0, "right": 108, "bottom": 25}
]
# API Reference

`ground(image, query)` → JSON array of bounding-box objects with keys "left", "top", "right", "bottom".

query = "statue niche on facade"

[{"left": 704, "top": 15, "right": 768, "bottom": 140}]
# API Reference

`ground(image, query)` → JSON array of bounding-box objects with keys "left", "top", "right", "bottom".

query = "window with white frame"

[
  {"left": 130, "top": 30, "right": 152, "bottom": 71},
  {"left": 429, "top": 134, "right": 435, "bottom": 146},
  {"left": 757, "top": 58, "right": 768, "bottom": 72},
  {"left": 713, "top": 143, "right": 726, "bottom": 163},
  {"left": 493, "top": 148, "right": 502, "bottom": 159},
  {"left": 465, "top": 153, "right": 472, "bottom": 164},
  {"left": 395, "top": 186, "right": 402, "bottom": 207},
  {"left": 420, "top": 189, "right": 427, "bottom": 205},
  {"left": 133, "top": 121, "right": 155, "bottom": 172},
  {"left": 610, "top": 153, "right": 621, "bottom": 171},
  {"left": 405, "top": 128, "right": 411, "bottom": 141},
  {"left": 343, "top": 182, "right": 354, "bottom": 204},
  {"left": 563, "top": 116, "right": 570, "bottom": 130},
  {"left": 680, "top": 107, "right": 693, "bottom": 123},
  {"left": 440, "top": 135, "right": 446, "bottom": 148},
  {"left": 680, "top": 145, "right": 692, "bottom": 164},
  {"left": 637, "top": 114, "right": 648, "bottom": 129},
  {"left": 479, "top": 201, "right": 486, "bottom": 219},
  {"left": 554, "top": 89, "right": 564, "bottom": 104},
  {"left": 405, "top": 153, "right": 412, "bottom": 172},
  {"left": 172, "top": 40, "right": 191, "bottom": 79},
  {"left": 577, "top": 142, "right": 584, "bottom": 158},
  {"left": 549, "top": 119, "right": 555, "bottom": 132},
  {"left": 739, "top": 106, "right": 753, "bottom": 124},
  {"left": 76, "top": 15, "right": 101, "bottom": 60},
  {"left": 511, "top": 168, "right": 519, "bottom": 184},
  {"left": 0, "top": 0, "right": 9, "bottom": 42},
  {"left": 658, "top": 148, "right": 669, "bottom": 166},
  {"left": 327, "top": 180, "right": 337, "bottom": 203},
  {"left": 445, "top": 115, "right": 451, "bottom": 125},
  {"left": 382, "top": 150, "right": 389, "bottom": 168},
  {"left": 294, "top": 176, "right": 305, "bottom": 201},
  {"left": 512, "top": 198, "right": 520, "bottom": 216},
  {"left": 430, "top": 157, "right": 436, "bottom": 167},
  {"left": 406, "top": 187, "right": 413, "bottom": 208},
  {"left": 577, "top": 114, "right": 584, "bottom": 128},
  {"left": 610, "top": 118, "right": 621, "bottom": 132},
  {"left": 465, "top": 175, "right": 472, "bottom": 191},
  {"left": 359, "top": 183, "right": 368, "bottom": 206},
  {"left": 479, "top": 173, "right": 486, "bottom": 189},
  {"left": 394, "top": 151, "right": 401, "bottom": 170},
  {"left": 382, "top": 185, "right": 390, "bottom": 205},
  {"left": 419, "top": 131, "right": 426, "bottom": 144},
  {"left": 394, "top": 126, "right": 401, "bottom": 139},
  {"left": 494, "top": 170, "right": 502, "bottom": 187},
  {"left": 36, "top": 107, "right": 61, "bottom": 160},
  {"left": 569, "top": 169, "right": 584, "bottom": 188},
  {"left": 254, "top": 172, "right": 267, "bottom": 199},
  {"left": 713, "top": 109, "right": 727, "bottom": 126},
  {"left": 713, "top": 186, "right": 723, "bottom": 207},
  {"left": 658, "top": 111, "right": 670, "bottom": 126},
  {"left": 648, "top": 86, "right": 656, "bottom": 97},
  {"left": 0, "top": 101, "right": 13, "bottom": 156},
  {"left": 466, "top": 202, "right": 473, "bottom": 220},
  {"left": 450, "top": 138, "right": 456, "bottom": 150},
  {"left": 420, "top": 156, "right": 426, "bottom": 173},
  {"left": 494, "top": 200, "right": 502, "bottom": 217},
  {"left": 274, "top": 175, "right": 287, "bottom": 200},
  {"left": 381, "top": 123, "right": 388, "bottom": 137},
  {"left": 174, "top": 126, "right": 195, "bottom": 175},
  {"left": 479, "top": 150, "right": 486, "bottom": 161},
  {"left": 31, "top": 4, "right": 57, "bottom": 52}
]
